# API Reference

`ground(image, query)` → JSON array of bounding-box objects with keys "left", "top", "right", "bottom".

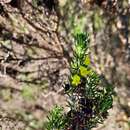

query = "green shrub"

[{"left": 45, "top": 32, "right": 114, "bottom": 130}]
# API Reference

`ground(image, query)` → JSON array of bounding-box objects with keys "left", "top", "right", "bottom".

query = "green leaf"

[
  {"left": 100, "top": 96, "right": 113, "bottom": 113},
  {"left": 84, "top": 55, "right": 90, "bottom": 65},
  {"left": 45, "top": 106, "right": 66, "bottom": 130},
  {"left": 80, "top": 65, "right": 91, "bottom": 77},
  {"left": 71, "top": 74, "right": 81, "bottom": 86}
]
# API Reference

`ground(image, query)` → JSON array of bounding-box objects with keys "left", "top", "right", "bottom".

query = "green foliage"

[
  {"left": 72, "top": 74, "right": 81, "bottom": 86},
  {"left": 65, "top": 33, "right": 114, "bottom": 130},
  {"left": 45, "top": 32, "right": 114, "bottom": 130},
  {"left": 45, "top": 106, "right": 67, "bottom": 130}
]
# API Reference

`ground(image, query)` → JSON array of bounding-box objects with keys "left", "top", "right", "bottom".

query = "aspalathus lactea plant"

[{"left": 45, "top": 33, "right": 114, "bottom": 130}]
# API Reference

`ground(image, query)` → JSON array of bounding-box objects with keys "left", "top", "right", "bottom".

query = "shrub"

[{"left": 45, "top": 32, "right": 114, "bottom": 130}]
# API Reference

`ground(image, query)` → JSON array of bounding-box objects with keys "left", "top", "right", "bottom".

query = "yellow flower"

[
  {"left": 84, "top": 55, "right": 90, "bottom": 65},
  {"left": 80, "top": 66, "right": 91, "bottom": 77},
  {"left": 72, "top": 74, "right": 81, "bottom": 86}
]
